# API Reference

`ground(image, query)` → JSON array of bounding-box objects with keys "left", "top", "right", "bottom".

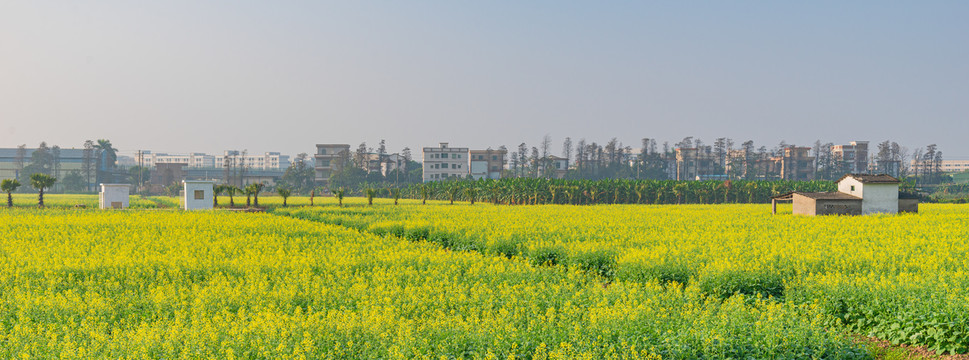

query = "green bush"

[
  {"left": 573, "top": 250, "right": 617, "bottom": 279},
  {"left": 492, "top": 238, "right": 519, "bottom": 259},
  {"left": 530, "top": 246, "right": 567, "bottom": 266},
  {"left": 698, "top": 269, "right": 785, "bottom": 299},
  {"left": 617, "top": 261, "right": 694, "bottom": 286}
]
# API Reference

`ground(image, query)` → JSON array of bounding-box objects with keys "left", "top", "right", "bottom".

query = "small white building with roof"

[
  {"left": 99, "top": 184, "right": 131, "bottom": 209},
  {"left": 772, "top": 174, "right": 917, "bottom": 216},
  {"left": 182, "top": 180, "right": 214, "bottom": 210}
]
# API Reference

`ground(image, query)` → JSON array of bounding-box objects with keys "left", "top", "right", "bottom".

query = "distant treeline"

[{"left": 371, "top": 178, "right": 840, "bottom": 205}]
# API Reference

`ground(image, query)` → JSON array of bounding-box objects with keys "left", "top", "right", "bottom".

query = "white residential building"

[
  {"left": 215, "top": 151, "right": 290, "bottom": 170},
  {"left": 139, "top": 151, "right": 289, "bottom": 170},
  {"left": 423, "top": 143, "right": 469, "bottom": 182},
  {"left": 910, "top": 159, "right": 969, "bottom": 173},
  {"left": 141, "top": 151, "right": 216, "bottom": 168}
]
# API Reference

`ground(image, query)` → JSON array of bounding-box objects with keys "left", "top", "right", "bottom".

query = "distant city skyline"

[{"left": 2, "top": 1, "right": 967, "bottom": 158}]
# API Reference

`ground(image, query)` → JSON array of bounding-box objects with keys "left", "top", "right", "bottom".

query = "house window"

[
  {"left": 194, "top": 190, "right": 205, "bottom": 200},
  {"left": 319, "top": 149, "right": 327, "bottom": 155},
  {"left": 492, "top": 156, "right": 497, "bottom": 160},
  {"left": 850, "top": 185, "right": 855, "bottom": 191},
  {"left": 320, "top": 159, "right": 331, "bottom": 167}
]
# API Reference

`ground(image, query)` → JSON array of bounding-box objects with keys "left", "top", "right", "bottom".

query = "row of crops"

[
  {"left": 387, "top": 178, "right": 841, "bottom": 205},
  {"left": 273, "top": 203, "right": 969, "bottom": 355},
  {"left": 0, "top": 208, "right": 873, "bottom": 358}
]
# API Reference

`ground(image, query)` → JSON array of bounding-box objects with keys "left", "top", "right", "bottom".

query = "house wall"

[
  {"left": 422, "top": 144, "right": 470, "bottom": 182},
  {"left": 792, "top": 195, "right": 817, "bottom": 216},
  {"left": 837, "top": 177, "right": 899, "bottom": 214},
  {"left": 837, "top": 177, "right": 864, "bottom": 198},
  {"left": 470, "top": 160, "right": 488, "bottom": 180},
  {"left": 815, "top": 199, "right": 863, "bottom": 216},
  {"left": 860, "top": 183, "right": 899, "bottom": 214},
  {"left": 899, "top": 199, "right": 919, "bottom": 213},
  {"left": 183, "top": 181, "right": 214, "bottom": 210},
  {"left": 99, "top": 184, "right": 130, "bottom": 209}
]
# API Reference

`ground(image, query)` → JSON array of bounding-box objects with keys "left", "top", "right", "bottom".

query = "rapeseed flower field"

[
  {"left": 276, "top": 202, "right": 969, "bottom": 355},
  {"left": 3, "top": 195, "right": 965, "bottom": 358}
]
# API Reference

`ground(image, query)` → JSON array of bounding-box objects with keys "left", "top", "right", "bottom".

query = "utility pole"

[{"left": 138, "top": 150, "right": 144, "bottom": 190}]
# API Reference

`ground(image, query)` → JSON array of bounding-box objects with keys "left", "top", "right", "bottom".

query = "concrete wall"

[
  {"left": 183, "top": 181, "right": 214, "bottom": 210},
  {"left": 792, "top": 195, "right": 817, "bottom": 216},
  {"left": 815, "top": 199, "right": 863, "bottom": 216},
  {"left": 99, "top": 184, "right": 130, "bottom": 209},
  {"left": 899, "top": 199, "right": 919, "bottom": 213},
  {"left": 837, "top": 177, "right": 864, "bottom": 198},
  {"left": 859, "top": 183, "right": 899, "bottom": 214},
  {"left": 837, "top": 177, "right": 899, "bottom": 214}
]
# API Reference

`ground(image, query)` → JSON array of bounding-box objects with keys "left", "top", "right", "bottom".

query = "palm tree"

[
  {"left": 445, "top": 183, "right": 460, "bottom": 205},
  {"left": 465, "top": 184, "right": 477, "bottom": 205},
  {"left": 332, "top": 188, "right": 345, "bottom": 206},
  {"left": 365, "top": 188, "right": 376, "bottom": 206},
  {"left": 213, "top": 185, "right": 224, "bottom": 207},
  {"left": 253, "top": 183, "right": 266, "bottom": 207},
  {"left": 2, "top": 179, "right": 21, "bottom": 207},
  {"left": 277, "top": 187, "right": 292, "bottom": 207},
  {"left": 92, "top": 139, "right": 118, "bottom": 184},
  {"left": 391, "top": 188, "right": 401, "bottom": 205},
  {"left": 245, "top": 183, "right": 266, "bottom": 207},
  {"left": 420, "top": 184, "right": 429, "bottom": 205},
  {"left": 226, "top": 185, "right": 240, "bottom": 207},
  {"left": 243, "top": 185, "right": 253, "bottom": 207},
  {"left": 30, "top": 173, "right": 57, "bottom": 207},
  {"left": 673, "top": 183, "right": 687, "bottom": 204}
]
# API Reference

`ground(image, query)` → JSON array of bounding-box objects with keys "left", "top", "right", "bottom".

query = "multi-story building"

[
  {"left": 675, "top": 147, "right": 718, "bottom": 180},
  {"left": 139, "top": 151, "right": 215, "bottom": 168},
  {"left": 423, "top": 143, "right": 469, "bottom": 182},
  {"left": 139, "top": 150, "right": 289, "bottom": 170},
  {"left": 831, "top": 141, "right": 869, "bottom": 174},
  {"left": 776, "top": 147, "right": 816, "bottom": 180},
  {"left": 314, "top": 144, "right": 351, "bottom": 185},
  {"left": 380, "top": 154, "right": 408, "bottom": 177},
  {"left": 540, "top": 155, "right": 570, "bottom": 179},
  {"left": 0, "top": 147, "right": 91, "bottom": 190},
  {"left": 910, "top": 159, "right": 969, "bottom": 174},
  {"left": 215, "top": 151, "right": 290, "bottom": 170},
  {"left": 470, "top": 149, "right": 507, "bottom": 180}
]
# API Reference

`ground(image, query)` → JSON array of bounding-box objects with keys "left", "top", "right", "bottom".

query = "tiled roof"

[
  {"left": 772, "top": 191, "right": 861, "bottom": 200},
  {"left": 837, "top": 174, "right": 901, "bottom": 184},
  {"left": 794, "top": 192, "right": 862, "bottom": 200}
]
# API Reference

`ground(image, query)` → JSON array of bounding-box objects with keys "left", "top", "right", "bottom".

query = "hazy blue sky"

[{"left": 2, "top": 1, "right": 967, "bottom": 159}]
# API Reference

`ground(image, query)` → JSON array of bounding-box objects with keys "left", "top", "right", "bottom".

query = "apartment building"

[
  {"left": 777, "top": 147, "right": 816, "bottom": 180},
  {"left": 215, "top": 151, "right": 290, "bottom": 170},
  {"left": 831, "top": 141, "right": 869, "bottom": 174},
  {"left": 543, "top": 155, "right": 569, "bottom": 179},
  {"left": 470, "top": 149, "right": 507, "bottom": 180},
  {"left": 423, "top": 143, "right": 469, "bottom": 182},
  {"left": 314, "top": 144, "right": 351, "bottom": 185},
  {"left": 140, "top": 151, "right": 216, "bottom": 168},
  {"left": 910, "top": 159, "right": 969, "bottom": 173},
  {"left": 675, "top": 147, "right": 718, "bottom": 180},
  {"left": 138, "top": 150, "right": 289, "bottom": 170},
  {"left": 380, "top": 153, "right": 408, "bottom": 176}
]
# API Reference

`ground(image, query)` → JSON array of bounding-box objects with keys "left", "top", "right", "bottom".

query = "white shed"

[
  {"left": 99, "top": 184, "right": 131, "bottom": 209},
  {"left": 182, "top": 180, "right": 215, "bottom": 210},
  {"left": 836, "top": 174, "right": 900, "bottom": 214}
]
